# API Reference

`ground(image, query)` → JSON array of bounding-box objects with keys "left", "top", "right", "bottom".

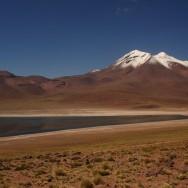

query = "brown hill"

[{"left": 1, "top": 50, "right": 188, "bottom": 110}]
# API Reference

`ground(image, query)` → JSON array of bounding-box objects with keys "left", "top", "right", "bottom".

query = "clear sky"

[{"left": 0, "top": 0, "right": 188, "bottom": 77}]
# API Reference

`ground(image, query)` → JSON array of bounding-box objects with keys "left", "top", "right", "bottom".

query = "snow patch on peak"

[
  {"left": 114, "top": 49, "right": 151, "bottom": 68},
  {"left": 113, "top": 50, "right": 188, "bottom": 70},
  {"left": 157, "top": 52, "right": 167, "bottom": 57},
  {"left": 90, "top": 69, "right": 101, "bottom": 73},
  {"left": 153, "top": 52, "right": 188, "bottom": 69}
]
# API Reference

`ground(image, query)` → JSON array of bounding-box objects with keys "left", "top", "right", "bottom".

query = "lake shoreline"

[
  {"left": 0, "top": 118, "right": 188, "bottom": 142},
  {"left": 0, "top": 114, "right": 187, "bottom": 137}
]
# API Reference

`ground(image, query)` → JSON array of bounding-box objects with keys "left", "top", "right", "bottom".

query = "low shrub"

[
  {"left": 93, "top": 175, "right": 103, "bottom": 185},
  {"left": 55, "top": 168, "right": 66, "bottom": 177},
  {"left": 80, "top": 179, "right": 93, "bottom": 188}
]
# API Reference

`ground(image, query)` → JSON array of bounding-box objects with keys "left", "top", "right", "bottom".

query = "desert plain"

[{"left": 0, "top": 108, "right": 187, "bottom": 188}]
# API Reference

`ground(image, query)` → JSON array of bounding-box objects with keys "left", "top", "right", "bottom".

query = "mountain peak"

[
  {"left": 129, "top": 49, "right": 146, "bottom": 54},
  {"left": 113, "top": 50, "right": 151, "bottom": 69},
  {"left": 153, "top": 52, "right": 188, "bottom": 69},
  {"left": 157, "top": 52, "right": 168, "bottom": 57},
  {"left": 113, "top": 50, "right": 188, "bottom": 70}
]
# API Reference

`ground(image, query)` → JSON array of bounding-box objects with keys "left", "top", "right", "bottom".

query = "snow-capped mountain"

[
  {"left": 1, "top": 49, "right": 188, "bottom": 109},
  {"left": 113, "top": 50, "right": 188, "bottom": 69},
  {"left": 114, "top": 50, "right": 151, "bottom": 69}
]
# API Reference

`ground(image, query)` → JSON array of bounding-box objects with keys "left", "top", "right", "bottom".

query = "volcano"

[{"left": 1, "top": 50, "right": 188, "bottom": 110}]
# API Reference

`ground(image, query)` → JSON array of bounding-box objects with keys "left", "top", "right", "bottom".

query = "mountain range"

[{"left": 1, "top": 50, "right": 188, "bottom": 110}]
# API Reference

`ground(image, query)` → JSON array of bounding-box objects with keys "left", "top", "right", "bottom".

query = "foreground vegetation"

[
  {"left": 0, "top": 141, "right": 187, "bottom": 187},
  {"left": 0, "top": 120, "right": 188, "bottom": 187}
]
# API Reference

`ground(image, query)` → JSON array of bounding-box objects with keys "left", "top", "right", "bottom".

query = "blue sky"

[{"left": 0, "top": 0, "right": 188, "bottom": 77}]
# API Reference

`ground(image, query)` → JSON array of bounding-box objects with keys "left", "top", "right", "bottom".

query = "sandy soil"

[{"left": 0, "top": 108, "right": 188, "bottom": 117}]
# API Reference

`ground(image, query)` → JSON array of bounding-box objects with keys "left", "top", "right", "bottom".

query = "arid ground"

[{"left": 0, "top": 113, "right": 188, "bottom": 188}]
